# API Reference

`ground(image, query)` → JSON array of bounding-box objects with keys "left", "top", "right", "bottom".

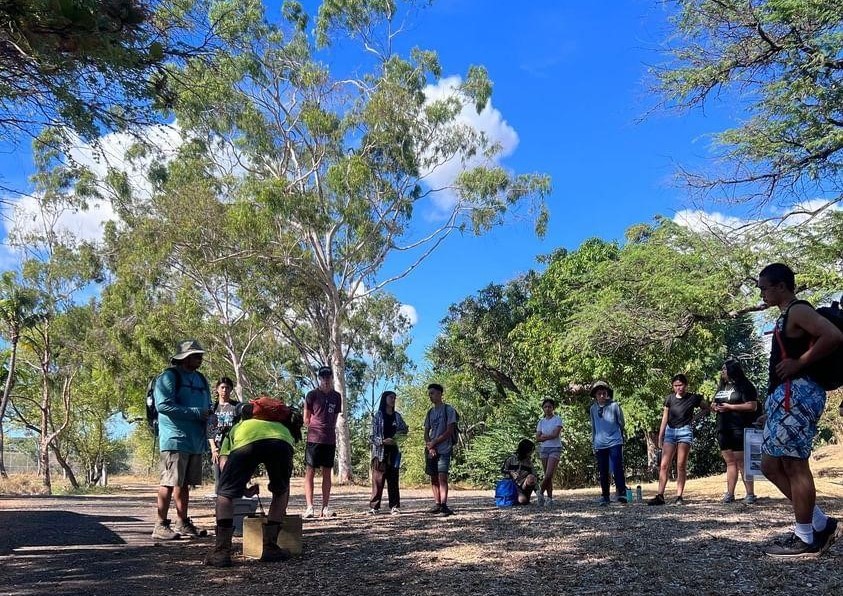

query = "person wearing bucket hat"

[
  {"left": 151, "top": 339, "right": 211, "bottom": 541},
  {"left": 589, "top": 381, "right": 628, "bottom": 506},
  {"left": 302, "top": 365, "right": 343, "bottom": 518}
]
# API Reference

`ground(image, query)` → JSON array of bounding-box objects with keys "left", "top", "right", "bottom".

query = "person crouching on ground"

[
  {"left": 501, "top": 439, "right": 538, "bottom": 505},
  {"left": 204, "top": 401, "right": 299, "bottom": 567},
  {"left": 589, "top": 381, "right": 628, "bottom": 506}
]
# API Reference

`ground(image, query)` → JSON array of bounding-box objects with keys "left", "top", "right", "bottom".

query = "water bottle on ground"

[{"left": 636, "top": 485, "right": 642, "bottom": 502}]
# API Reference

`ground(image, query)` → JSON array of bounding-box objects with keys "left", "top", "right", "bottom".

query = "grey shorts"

[
  {"left": 159, "top": 451, "right": 203, "bottom": 487},
  {"left": 538, "top": 445, "right": 562, "bottom": 460}
]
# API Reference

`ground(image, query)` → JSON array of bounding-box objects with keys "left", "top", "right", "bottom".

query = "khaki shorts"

[{"left": 159, "top": 451, "right": 203, "bottom": 487}]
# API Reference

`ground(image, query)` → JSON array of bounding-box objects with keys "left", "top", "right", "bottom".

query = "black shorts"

[
  {"left": 718, "top": 428, "right": 746, "bottom": 452},
  {"left": 305, "top": 442, "right": 336, "bottom": 469},
  {"left": 217, "top": 439, "right": 293, "bottom": 499}
]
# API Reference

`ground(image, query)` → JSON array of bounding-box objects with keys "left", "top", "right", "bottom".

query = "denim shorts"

[
  {"left": 538, "top": 445, "right": 562, "bottom": 460},
  {"left": 425, "top": 451, "right": 452, "bottom": 475},
  {"left": 664, "top": 425, "right": 693, "bottom": 445}
]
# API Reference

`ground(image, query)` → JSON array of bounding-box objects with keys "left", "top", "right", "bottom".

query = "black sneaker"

[
  {"left": 617, "top": 496, "right": 628, "bottom": 504},
  {"left": 672, "top": 496, "right": 684, "bottom": 506},
  {"left": 439, "top": 504, "right": 454, "bottom": 517},
  {"left": 814, "top": 517, "right": 841, "bottom": 556},
  {"left": 764, "top": 533, "right": 820, "bottom": 558},
  {"left": 647, "top": 494, "right": 665, "bottom": 506},
  {"left": 427, "top": 504, "right": 442, "bottom": 515}
]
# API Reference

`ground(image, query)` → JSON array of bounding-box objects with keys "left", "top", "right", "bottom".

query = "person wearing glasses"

[
  {"left": 648, "top": 374, "right": 710, "bottom": 506},
  {"left": 589, "top": 381, "right": 628, "bottom": 506}
]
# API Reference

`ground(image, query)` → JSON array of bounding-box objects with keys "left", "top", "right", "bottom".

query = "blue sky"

[{"left": 0, "top": 1, "right": 750, "bottom": 367}]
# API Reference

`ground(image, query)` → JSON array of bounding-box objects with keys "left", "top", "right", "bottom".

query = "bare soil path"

[{"left": 1, "top": 449, "right": 842, "bottom": 596}]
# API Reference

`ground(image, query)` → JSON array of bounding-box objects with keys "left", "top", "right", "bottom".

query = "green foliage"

[
  {"left": 1, "top": 0, "right": 212, "bottom": 143},
  {"left": 658, "top": 0, "right": 843, "bottom": 209}
]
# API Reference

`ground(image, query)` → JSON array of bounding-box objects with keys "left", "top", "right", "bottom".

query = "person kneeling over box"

[{"left": 205, "top": 397, "right": 302, "bottom": 567}]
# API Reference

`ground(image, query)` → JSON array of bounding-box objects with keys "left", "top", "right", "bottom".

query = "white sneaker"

[
  {"left": 390, "top": 506, "right": 401, "bottom": 515},
  {"left": 368, "top": 508, "right": 378, "bottom": 515},
  {"left": 321, "top": 507, "right": 336, "bottom": 518},
  {"left": 303, "top": 506, "right": 315, "bottom": 519}
]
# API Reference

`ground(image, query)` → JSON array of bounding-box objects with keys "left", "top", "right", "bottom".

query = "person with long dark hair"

[
  {"left": 712, "top": 359, "right": 759, "bottom": 504},
  {"left": 368, "top": 390, "right": 408, "bottom": 515},
  {"left": 501, "top": 439, "right": 538, "bottom": 505}
]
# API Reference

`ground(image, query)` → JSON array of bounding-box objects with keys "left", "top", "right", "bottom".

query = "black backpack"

[
  {"left": 781, "top": 300, "right": 843, "bottom": 390},
  {"left": 145, "top": 367, "right": 209, "bottom": 436}
]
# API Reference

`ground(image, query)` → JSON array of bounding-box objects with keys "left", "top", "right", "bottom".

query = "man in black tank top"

[{"left": 757, "top": 263, "right": 843, "bottom": 558}]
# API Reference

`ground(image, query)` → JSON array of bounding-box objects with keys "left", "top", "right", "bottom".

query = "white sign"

[{"left": 744, "top": 428, "right": 766, "bottom": 481}]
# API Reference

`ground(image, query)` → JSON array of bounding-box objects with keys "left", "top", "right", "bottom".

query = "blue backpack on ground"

[{"left": 495, "top": 478, "right": 518, "bottom": 507}]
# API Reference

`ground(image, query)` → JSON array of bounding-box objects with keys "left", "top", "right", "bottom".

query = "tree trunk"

[
  {"left": 331, "top": 317, "right": 352, "bottom": 484},
  {"left": 0, "top": 333, "right": 19, "bottom": 478},
  {"left": 50, "top": 444, "right": 79, "bottom": 489}
]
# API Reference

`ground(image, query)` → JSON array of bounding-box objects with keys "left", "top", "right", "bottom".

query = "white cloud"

[
  {"left": 673, "top": 209, "right": 750, "bottom": 235},
  {"left": 1, "top": 123, "right": 183, "bottom": 263},
  {"left": 399, "top": 303, "right": 418, "bottom": 326},
  {"left": 420, "top": 76, "right": 520, "bottom": 213}
]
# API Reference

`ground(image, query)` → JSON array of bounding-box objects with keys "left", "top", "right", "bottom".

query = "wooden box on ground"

[
  {"left": 242, "top": 514, "right": 303, "bottom": 559},
  {"left": 232, "top": 498, "right": 258, "bottom": 537}
]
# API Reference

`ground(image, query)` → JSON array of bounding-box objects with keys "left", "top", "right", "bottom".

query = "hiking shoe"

[
  {"left": 439, "top": 504, "right": 454, "bottom": 517},
  {"left": 598, "top": 498, "right": 610, "bottom": 507},
  {"left": 321, "top": 507, "right": 336, "bottom": 518},
  {"left": 672, "top": 496, "right": 685, "bottom": 506},
  {"left": 618, "top": 496, "right": 628, "bottom": 504},
  {"left": 427, "top": 504, "right": 442, "bottom": 514},
  {"left": 536, "top": 492, "right": 545, "bottom": 506},
  {"left": 764, "top": 533, "right": 820, "bottom": 558},
  {"left": 545, "top": 497, "right": 553, "bottom": 507},
  {"left": 173, "top": 517, "right": 207, "bottom": 538},
  {"left": 152, "top": 519, "right": 180, "bottom": 540},
  {"left": 390, "top": 506, "right": 401, "bottom": 515},
  {"left": 743, "top": 494, "right": 757, "bottom": 505},
  {"left": 647, "top": 494, "right": 665, "bottom": 506},
  {"left": 303, "top": 506, "right": 315, "bottom": 519},
  {"left": 368, "top": 508, "right": 378, "bottom": 515},
  {"left": 814, "top": 517, "right": 841, "bottom": 556},
  {"left": 722, "top": 493, "right": 735, "bottom": 504}
]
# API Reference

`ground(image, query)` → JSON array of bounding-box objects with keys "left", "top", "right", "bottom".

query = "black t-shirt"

[
  {"left": 663, "top": 393, "right": 703, "bottom": 428},
  {"left": 713, "top": 385, "right": 758, "bottom": 432},
  {"left": 383, "top": 411, "right": 397, "bottom": 439}
]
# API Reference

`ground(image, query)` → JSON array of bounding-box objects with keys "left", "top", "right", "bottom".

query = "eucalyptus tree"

[
  {"left": 0, "top": 272, "right": 41, "bottom": 477},
  {"left": 5, "top": 134, "right": 105, "bottom": 492},
  {"left": 166, "top": 0, "right": 550, "bottom": 480}
]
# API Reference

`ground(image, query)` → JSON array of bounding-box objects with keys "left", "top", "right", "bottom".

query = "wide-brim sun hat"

[
  {"left": 590, "top": 380, "right": 614, "bottom": 399},
  {"left": 171, "top": 339, "right": 205, "bottom": 363}
]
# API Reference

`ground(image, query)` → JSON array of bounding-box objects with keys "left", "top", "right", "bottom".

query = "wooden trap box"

[{"left": 242, "top": 514, "right": 303, "bottom": 559}]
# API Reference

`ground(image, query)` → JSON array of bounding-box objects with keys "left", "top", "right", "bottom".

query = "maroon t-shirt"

[{"left": 305, "top": 388, "right": 342, "bottom": 445}]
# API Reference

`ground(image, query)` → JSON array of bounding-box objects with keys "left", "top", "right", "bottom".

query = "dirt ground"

[{"left": 1, "top": 447, "right": 842, "bottom": 596}]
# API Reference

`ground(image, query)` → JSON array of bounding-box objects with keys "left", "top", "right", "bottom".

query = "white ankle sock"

[
  {"left": 795, "top": 523, "right": 814, "bottom": 544},
  {"left": 812, "top": 505, "right": 828, "bottom": 532}
]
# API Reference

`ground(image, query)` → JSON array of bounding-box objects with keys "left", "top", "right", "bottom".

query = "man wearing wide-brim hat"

[
  {"left": 152, "top": 339, "right": 212, "bottom": 540},
  {"left": 588, "top": 380, "right": 628, "bottom": 506}
]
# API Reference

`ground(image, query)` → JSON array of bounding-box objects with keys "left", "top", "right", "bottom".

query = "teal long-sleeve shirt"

[{"left": 154, "top": 367, "right": 211, "bottom": 454}]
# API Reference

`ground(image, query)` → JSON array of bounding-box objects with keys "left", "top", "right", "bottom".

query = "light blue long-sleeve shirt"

[{"left": 589, "top": 400, "right": 625, "bottom": 450}]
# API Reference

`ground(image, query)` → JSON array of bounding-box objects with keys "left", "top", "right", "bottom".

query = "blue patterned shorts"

[{"left": 762, "top": 378, "right": 826, "bottom": 459}]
